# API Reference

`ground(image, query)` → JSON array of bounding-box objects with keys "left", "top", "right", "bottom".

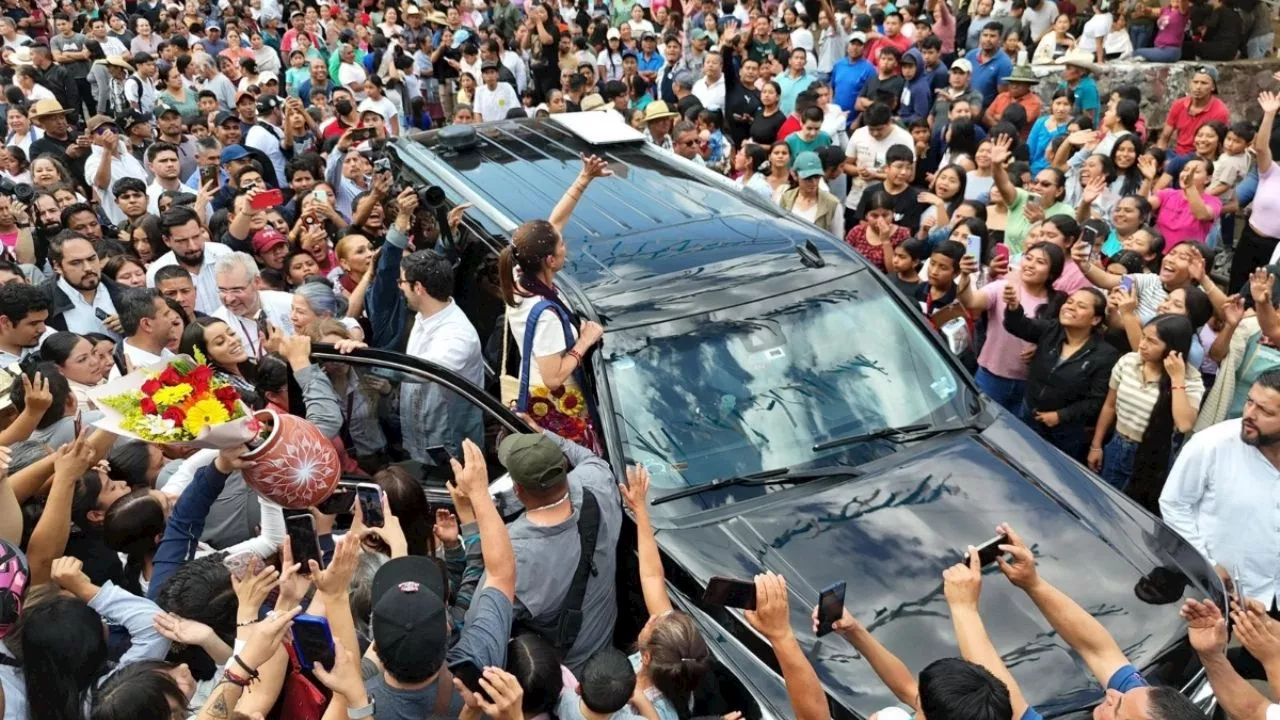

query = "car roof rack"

[{"left": 549, "top": 111, "right": 645, "bottom": 146}]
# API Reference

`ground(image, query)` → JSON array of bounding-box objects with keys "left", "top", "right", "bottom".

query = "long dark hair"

[
  {"left": 1111, "top": 133, "right": 1144, "bottom": 196},
  {"left": 640, "top": 612, "right": 712, "bottom": 720},
  {"left": 498, "top": 220, "right": 563, "bottom": 309},
  {"left": 20, "top": 594, "right": 110, "bottom": 720},
  {"left": 1023, "top": 242, "right": 1067, "bottom": 318},
  {"left": 1129, "top": 314, "right": 1194, "bottom": 512},
  {"left": 934, "top": 164, "right": 968, "bottom": 211},
  {"left": 180, "top": 317, "right": 260, "bottom": 405},
  {"left": 90, "top": 660, "right": 188, "bottom": 720}
]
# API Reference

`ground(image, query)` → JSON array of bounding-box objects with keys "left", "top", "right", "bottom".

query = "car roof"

[{"left": 408, "top": 117, "right": 857, "bottom": 307}]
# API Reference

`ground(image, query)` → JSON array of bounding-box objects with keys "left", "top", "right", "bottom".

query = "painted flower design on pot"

[{"left": 241, "top": 410, "right": 341, "bottom": 508}]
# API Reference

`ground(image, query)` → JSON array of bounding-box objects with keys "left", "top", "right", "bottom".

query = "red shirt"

[
  {"left": 776, "top": 114, "right": 802, "bottom": 141},
  {"left": 1164, "top": 95, "right": 1230, "bottom": 156},
  {"left": 845, "top": 223, "right": 910, "bottom": 269},
  {"left": 867, "top": 32, "right": 915, "bottom": 67}
]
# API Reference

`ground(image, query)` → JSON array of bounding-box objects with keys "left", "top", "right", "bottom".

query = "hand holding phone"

[
  {"left": 250, "top": 187, "right": 284, "bottom": 210},
  {"left": 356, "top": 483, "right": 385, "bottom": 528},
  {"left": 967, "top": 534, "right": 1011, "bottom": 567},
  {"left": 702, "top": 576, "right": 757, "bottom": 610},
  {"left": 316, "top": 484, "right": 357, "bottom": 515},
  {"left": 816, "top": 581, "right": 847, "bottom": 637},
  {"left": 285, "top": 513, "right": 323, "bottom": 575},
  {"left": 965, "top": 234, "right": 983, "bottom": 261},
  {"left": 1119, "top": 275, "right": 1135, "bottom": 293},
  {"left": 291, "top": 613, "right": 337, "bottom": 671},
  {"left": 449, "top": 660, "right": 492, "bottom": 703}
]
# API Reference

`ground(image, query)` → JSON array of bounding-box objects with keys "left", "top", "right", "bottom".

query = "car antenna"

[{"left": 796, "top": 240, "right": 825, "bottom": 268}]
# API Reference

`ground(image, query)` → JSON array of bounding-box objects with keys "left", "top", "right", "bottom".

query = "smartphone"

[
  {"left": 349, "top": 126, "right": 377, "bottom": 143},
  {"left": 94, "top": 307, "right": 110, "bottom": 321},
  {"left": 967, "top": 534, "right": 1011, "bottom": 567},
  {"left": 965, "top": 234, "right": 983, "bottom": 260},
  {"left": 199, "top": 164, "right": 218, "bottom": 187},
  {"left": 1119, "top": 275, "right": 1135, "bottom": 293},
  {"left": 1025, "top": 194, "right": 1040, "bottom": 208},
  {"left": 449, "top": 660, "right": 492, "bottom": 702},
  {"left": 315, "top": 484, "right": 358, "bottom": 515},
  {"left": 251, "top": 188, "right": 284, "bottom": 210},
  {"left": 702, "top": 576, "right": 757, "bottom": 610},
  {"left": 1081, "top": 224, "right": 1098, "bottom": 248},
  {"left": 356, "top": 483, "right": 385, "bottom": 528},
  {"left": 425, "top": 445, "right": 452, "bottom": 467},
  {"left": 255, "top": 312, "right": 270, "bottom": 344},
  {"left": 816, "top": 581, "right": 847, "bottom": 637},
  {"left": 992, "top": 243, "right": 1010, "bottom": 263},
  {"left": 291, "top": 614, "right": 337, "bottom": 671},
  {"left": 223, "top": 550, "right": 261, "bottom": 582},
  {"left": 1232, "top": 564, "right": 1246, "bottom": 609},
  {"left": 285, "top": 513, "right": 323, "bottom": 574},
  {"left": 312, "top": 189, "right": 327, "bottom": 202}
]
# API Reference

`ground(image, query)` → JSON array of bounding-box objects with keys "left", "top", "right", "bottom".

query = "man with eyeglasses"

[{"left": 212, "top": 252, "right": 294, "bottom": 358}]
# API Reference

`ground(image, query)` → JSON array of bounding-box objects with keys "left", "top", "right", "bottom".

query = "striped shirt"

[
  {"left": 1132, "top": 273, "right": 1171, "bottom": 323},
  {"left": 1109, "top": 352, "right": 1205, "bottom": 439}
]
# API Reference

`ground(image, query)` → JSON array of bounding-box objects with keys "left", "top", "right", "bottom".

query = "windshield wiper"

[
  {"left": 651, "top": 466, "right": 864, "bottom": 506},
  {"left": 812, "top": 419, "right": 981, "bottom": 453}
]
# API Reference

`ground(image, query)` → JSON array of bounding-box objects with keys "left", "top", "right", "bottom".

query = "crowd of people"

[{"left": 0, "top": 0, "right": 1274, "bottom": 718}]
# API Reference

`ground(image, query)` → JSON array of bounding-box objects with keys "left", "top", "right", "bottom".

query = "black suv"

[{"left": 314, "top": 116, "right": 1221, "bottom": 719}]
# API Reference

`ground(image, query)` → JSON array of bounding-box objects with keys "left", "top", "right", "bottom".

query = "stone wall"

[{"left": 1024, "top": 58, "right": 1280, "bottom": 127}]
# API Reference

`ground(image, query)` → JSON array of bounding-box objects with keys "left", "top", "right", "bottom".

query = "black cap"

[
  {"left": 256, "top": 94, "right": 282, "bottom": 114},
  {"left": 118, "top": 110, "right": 149, "bottom": 129},
  {"left": 480, "top": 60, "right": 499, "bottom": 71},
  {"left": 370, "top": 557, "right": 450, "bottom": 678},
  {"left": 214, "top": 110, "right": 239, "bottom": 126}
]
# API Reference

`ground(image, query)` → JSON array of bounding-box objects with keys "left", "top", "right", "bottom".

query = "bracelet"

[
  {"left": 1090, "top": 446, "right": 1102, "bottom": 452},
  {"left": 1172, "top": 384, "right": 1187, "bottom": 390},
  {"left": 567, "top": 348, "right": 583, "bottom": 363},
  {"left": 230, "top": 654, "right": 260, "bottom": 679},
  {"left": 222, "top": 668, "right": 253, "bottom": 688},
  {"left": 235, "top": 618, "right": 259, "bottom": 628}
]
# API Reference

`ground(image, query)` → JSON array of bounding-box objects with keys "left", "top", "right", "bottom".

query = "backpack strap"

[
  {"left": 553, "top": 489, "right": 600, "bottom": 657},
  {"left": 515, "top": 299, "right": 577, "bottom": 412}
]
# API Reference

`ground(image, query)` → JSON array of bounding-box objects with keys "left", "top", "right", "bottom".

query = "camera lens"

[{"left": 422, "top": 185, "right": 445, "bottom": 208}]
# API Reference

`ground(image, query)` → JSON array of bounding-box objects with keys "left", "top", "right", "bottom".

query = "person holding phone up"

[{"left": 994, "top": 523, "right": 1205, "bottom": 720}]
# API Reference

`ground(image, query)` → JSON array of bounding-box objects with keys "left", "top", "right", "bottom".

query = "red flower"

[
  {"left": 162, "top": 406, "right": 186, "bottom": 425},
  {"left": 214, "top": 386, "right": 240, "bottom": 405},
  {"left": 140, "top": 397, "right": 158, "bottom": 415},
  {"left": 141, "top": 378, "right": 162, "bottom": 396},
  {"left": 158, "top": 367, "right": 182, "bottom": 386},
  {"left": 184, "top": 365, "right": 214, "bottom": 390}
]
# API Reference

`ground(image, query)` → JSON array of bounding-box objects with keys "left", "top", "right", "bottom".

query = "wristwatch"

[{"left": 347, "top": 699, "right": 376, "bottom": 719}]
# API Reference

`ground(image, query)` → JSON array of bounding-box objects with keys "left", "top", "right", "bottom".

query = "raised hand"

[
  {"left": 959, "top": 254, "right": 979, "bottom": 276},
  {"left": 233, "top": 562, "right": 280, "bottom": 619},
  {"left": 994, "top": 522, "right": 1040, "bottom": 590},
  {"left": 988, "top": 134, "right": 1013, "bottom": 166},
  {"left": 449, "top": 438, "right": 489, "bottom": 500},
  {"left": 1180, "top": 598, "right": 1227, "bottom": 655},
  {"left": 1260, "top": 90, "right": 1280, "bottom": 115},
  {"left": 1223, "top": 294, "right": 1245, "bottom": 327},
  {"left": 1002, "top": 281, "right": 1020, "bottom": 310},
  {"left": 942, "top": 548, "right": 983, "bottom": 610},
  {"left": 153, "top": 612, "right": 218, "bottom": 647},
  {"left": 1250, "top": 267, "right": 1274, "bottom": 307},
  {"left": 620, "top": 465, "right": 651, "bottom": 515},
  {"left": 579, "top": 153, "right": 613, "bottom": 180},
  {"left": 433, "top": 508, "right": 461, "bottom": 548},
  {"left": 1137, "top": 154, "right": 1159, "bottom": 180},
  {"left": 1163, "top": 350, "right": 1186, "bottom": 384},
  {"left": 1082, "top": 175, "right": 1107, "bottom": 204},
  {"left": 744, "top": 572, "right": 795, "bottom": 643}
]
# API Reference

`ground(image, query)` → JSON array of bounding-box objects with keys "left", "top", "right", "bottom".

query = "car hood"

[{"left": 654, "top": 414, "right": 1217, "bottom": 718}]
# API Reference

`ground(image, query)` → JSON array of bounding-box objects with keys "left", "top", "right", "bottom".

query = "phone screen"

[
  {"left": 200, "top": 165, "right": 217, "bottom": 186},
  {"left": 285, "top": 514, "right": 323, "bottom": 574},
  {"left": 425, "top": 445, "right": 452, "bottom": 467},
  {"left": 702, "top": 576, "right": 757, "bottom": 610},
  {"left": 357, "top": 484, "right": 384, "bottom": 528},
  {"left": 816, "top": 581, "right": 847, "bottom": 637},
  {"left": 1120, "top": 276, "right": 1135, "bottom": 293},
  {"left": 965, "top": 234, "right": 983, "bottom": 261},
  {"left": 970, "top": 534, "right": 1011, "bottom": 567},
  {"left": 291, "top": 614, "right": 336, "bottom": 670},
  {"left": 449, "top": 661, "right": 492, "bottom": 702},
  {"left": 315, "top": 485, "right": 357, "bottom": 515}
]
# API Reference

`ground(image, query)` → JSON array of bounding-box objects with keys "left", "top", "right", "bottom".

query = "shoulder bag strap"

[
  {"left": 553, "top": 489, "right": 600, "bottom": 658},
  {"left": 515, "top": 299, "right": 577, "bottom": 412}
]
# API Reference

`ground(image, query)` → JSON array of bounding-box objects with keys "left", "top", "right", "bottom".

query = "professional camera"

[{"left": 0, "top": 177, "right": 34, "bottom": 204}]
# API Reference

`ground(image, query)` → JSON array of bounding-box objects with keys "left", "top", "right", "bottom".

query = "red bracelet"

[
  {"left": 567, "top": 348, "right": 583, "bottom": 363},
  {"left": 222, "top": 669, "right": 252, "bottom": 688}
]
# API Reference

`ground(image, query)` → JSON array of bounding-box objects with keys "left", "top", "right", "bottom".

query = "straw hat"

[
  {"left": 643, "top": 100, "right": 678, "bottom": 122},
  {"left": 101, "top": 55, "right": 134, "bottom": 72},
  {"left": 1061, "top": 50, "right": 1101, "bottom": 74},
  {"left": 29, "top": 98, "right": 71, "bottom": 119},
  {"left": 580, "top": 93, "right": 607, "bottom": 111}
]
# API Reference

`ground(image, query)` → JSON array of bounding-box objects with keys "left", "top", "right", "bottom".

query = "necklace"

[{"left": 529, "top": 492, "right": 571, "bottom": 514}]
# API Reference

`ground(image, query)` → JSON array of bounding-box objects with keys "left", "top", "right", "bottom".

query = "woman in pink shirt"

[
  {"left": 1134, "top": 0, "right": 1189, "bottom": 62},
  {"left": 956, "top": 242, "right": 1066, "bottom": 412},
  {"left": 1230, "top": 90, "right": 1280, "bottom": 293},
  {"left": 1148, "top": 158, "right": 1220, "bottom": 251}
]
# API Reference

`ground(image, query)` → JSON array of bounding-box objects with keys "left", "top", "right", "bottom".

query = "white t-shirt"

[
  {"left": 843, "top": 124, "right": 916, "bottom": 209},
  {"left": 337, "top": 61, "right": 368, "bottom": 99},
  {"left": 358, "top": 96, "right": 400, "bottom": 134},
  {"left": 474, "top": 82, "right": 519, "bottom": 122},
  {"left": 506, "top": 291, "right": 577, "bottom": 390},
  {"left": 1078, "top": 12, "right": 1112, "bottom": 53},
  {"left": 627, "top": 18, "right": 655, "bottom": 36}
]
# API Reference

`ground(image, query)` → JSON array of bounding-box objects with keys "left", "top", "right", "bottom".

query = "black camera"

[{"left": 0, "top": 177, "right": 34, "bottom": 204}]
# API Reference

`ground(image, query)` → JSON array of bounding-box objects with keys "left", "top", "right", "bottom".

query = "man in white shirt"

[
  {"left": 0, "top": 18, "right": 30, "bottom": 52},
  {"left": 473, "top": 61, "right": 518, "bottom": 122},
  {"left": 843, "top": 101, "right": 916, "bottom": 210},
  {"left": 244, "top": 94, "right": 287, "bottom": 186},
  {"left": 125, "top": 52, "right": 158, "bottom": 114},
  {"left": 399, "top": 248, "right": 484, "bottom": 461},
  {"left": 212, "top": 252, "right": 295, "bottom": 358},
  {"left": 46, "top": 235, "right": 118, "bottom": 338},
  {"left": 1161, "top": 370, "right": 1280, "bottom": 617},
  {"left": 691, "top": 51, "right": 725, "bottom": 111},
  {"left": 147, "top": 205, "right": 235, "bottom": 315},
  {"left": 111, "top": 288, "right": 180, "bottom": 377},
  {"left": 83, "top": 115, "right": 149, "bottom": 227}
]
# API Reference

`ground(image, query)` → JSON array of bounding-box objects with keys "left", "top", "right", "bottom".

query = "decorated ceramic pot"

[{"left": 241, "top": 409, "right": 341, "bottom": 508}]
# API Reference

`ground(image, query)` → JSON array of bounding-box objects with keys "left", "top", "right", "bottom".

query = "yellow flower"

[
  {"left": 183, "top": 398, "right": 231, "bottom": 437},
  {"left": 151, "top": 383, "right": 194, "bottom": 407}
]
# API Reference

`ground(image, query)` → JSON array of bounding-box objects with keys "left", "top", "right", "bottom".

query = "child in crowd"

[{"left": 890, "top": 237, "right": 929, "bottom": 296}]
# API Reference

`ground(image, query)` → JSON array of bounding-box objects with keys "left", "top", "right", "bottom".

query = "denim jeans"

[
  {"left": 1019, "top": 403, "right": 1091, "bottom": 462},
  {"left": 1135, "top": 46, "right": 1181, "bottom": 62},
  {"left": 1100, "top": 434, "right": 1140, "bottom": 491},
  {"left": 976, "top": 367, "right": 1026, "bottom": 414},
  {"left": 1129, "top": 24, "right": 1155, "bottom": 50}
]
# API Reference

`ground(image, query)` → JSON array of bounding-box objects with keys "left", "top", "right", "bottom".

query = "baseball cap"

[
  {"left": 1193, "top": 64, "right": 1219, "bottom": 88},
  {"left": 950, "top": 58, "right": 973, "bottom": 73},
  {"left": 691, "top": 28, "right": 709, "bottom": 42},
  {"left": 772, "top": 20, "right": 788, "bottom": 32},
  {"left": 119, "top": 110, "right": 149, "bottom": 130},
  {"left": 235, "top": 90, "right": 256, "bottom": 106},
  {"left": 497, "top": 433, "right": 568, "bottom": 491},
  {"left": 641, "top": 30, "right": 657, "bottom": 40},
  {"left": 257, "top": 94, "right": 282, "bottom": 114},
  {"left": 480, "top": 60, "right": 499, "bottom": 71},
  {"left": 259, "top": 71, "right": 279, "bottom": 84},
  {"left": 251, "top": 228, "right": 287, "bottom": 254},
  {"left": 370, "top": 557, "right": 450, "bottom": 678},
  {"left": 154, "top": 105, "right": 182, "bottom": 120},
  {"left": 794, "top": 151, "right": 823, "bottom": 179},
  {"left": 220, "top": 144, "right": 250, "bottom": 163},
  {"left": 86, "top": 114, "right": 118, "bottom": 133},
  {"left": 849, "top": 31, "right": 867, "bottom": 43},
  {"left": 356, "top": 98, "right": 386, "bottom": 117},
  {"left": 606, "top": 27, "right": 620, "bottom": 40},
  {"left": 214, "top": 110, "right": 240, "bottom": 126}
]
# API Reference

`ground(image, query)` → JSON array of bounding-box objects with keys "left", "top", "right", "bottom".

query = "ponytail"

[
  {"left": 498, "top": 245, "right": 519, "bottom": 307},
  {"left": 501, "top": 219, "right": 563, "bottom": 307}
]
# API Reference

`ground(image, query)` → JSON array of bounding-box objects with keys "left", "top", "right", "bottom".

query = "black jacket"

[
  {"left": 35, "top": 63, "right": 80, "bottom": 120},
  {"left": 39, "top": 275, "right": 126, "bottom": 333},
  {"left": 1003, "top": 307, "right": 1120, "bottom": 425}
]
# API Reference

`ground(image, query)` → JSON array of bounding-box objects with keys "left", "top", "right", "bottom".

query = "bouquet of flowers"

[{"left": 89, "top": 351, "right": 262, "bottom": 447}]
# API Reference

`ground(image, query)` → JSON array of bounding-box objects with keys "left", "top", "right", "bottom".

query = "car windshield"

[{"left": 603, "top": 271, "right": 977, "bottom": 514}]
